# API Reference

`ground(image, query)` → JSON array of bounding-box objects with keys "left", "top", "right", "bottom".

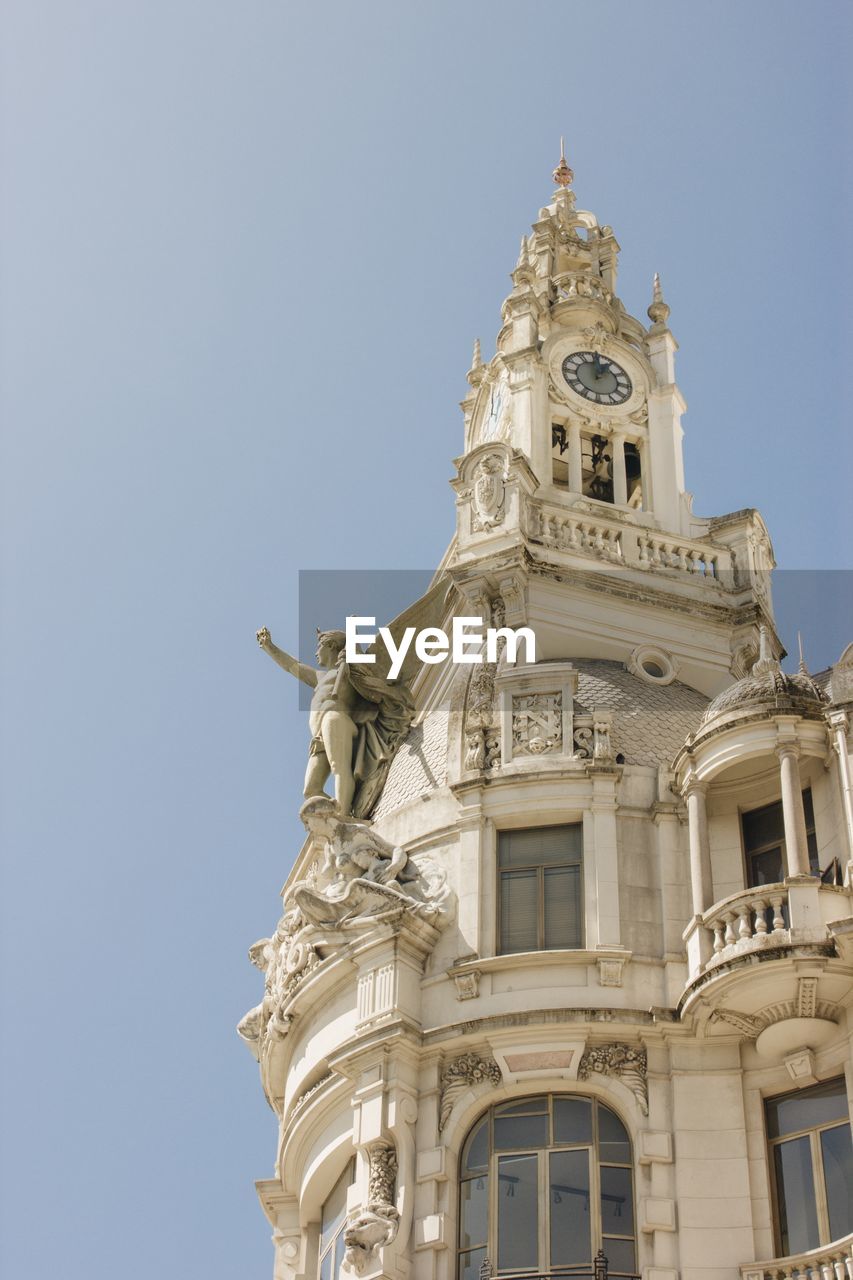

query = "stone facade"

[{"left": 244, "top": 157, "right": 853, "bottom": 1280}]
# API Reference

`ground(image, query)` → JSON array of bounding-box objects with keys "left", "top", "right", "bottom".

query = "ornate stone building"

[{"left": 241, "top": 152, "right": 853, "bottom": 1280}]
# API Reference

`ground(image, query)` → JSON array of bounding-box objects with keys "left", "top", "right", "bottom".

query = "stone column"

[
  {"left": 685, "top": 781, "right": 713, "bottom": 917},
  {"left": 829, "top": 711, "right": 853, "bottom": 867},
  {"left": 777, "top": 744, "right": 811, "bottom": 877},
  {"left": 638, "top": 438, "right": 651, "bottom": 511},
  {"left": 568, "top": 420, "right": 583, "bottom": 494},
  {"left": 611, "top": 432, "right": 628, "bottom": 506}
]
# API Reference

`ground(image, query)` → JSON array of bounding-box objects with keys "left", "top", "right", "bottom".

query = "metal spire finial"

[
  {"left": 797, "top": 631, "right": 808, "bottom": 675},
  {"left": 647, "top": 272, "right": 671, "bottom": 327},
  {"left": 552, "top": 137, "right": 574, "bottom": 189}
]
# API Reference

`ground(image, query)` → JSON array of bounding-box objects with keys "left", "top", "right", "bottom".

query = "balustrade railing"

[
  {"left": 704, "top": 883, "right": 790, "bottom": 966},
  {"left": 741, "top": 1233, "right": 853, "bottom": 1280},
  {"left": 538, "top": 511, "right": 623, "bottom": 561},
  {"left": 478, "top": 1251, "right": 638, "bottom": 1280},
  {"left": 636, "top": 532, "right": 719, "bottom": 579},
  {"left": 526, "top": 498, "right": 730, "bottom": 585}
]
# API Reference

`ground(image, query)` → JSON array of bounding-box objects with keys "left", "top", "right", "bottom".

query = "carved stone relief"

[
  {"left": 462, "top": 596, "right": 507, "bottom": 772},
  {"left": 578, "top": 1043, "right": 648, "bottom": 1115},
  {"left": 512, "top": 692, "right": 563, "bottom": 755},
  {"left": 343, "top": 1143, "right": 400, "bottom": 1274},
  {"left": 452, "top": 969, "right": 482, "bottom": 1001},
  {"left": 439, "top": 1052, "right": 503, "bottom": 1131},
  {"left": 237, "top": 799, "right": 453, "bottom": 1070},
  {"left": 471, "top": 454, "right": 507, "bottom": 532}
]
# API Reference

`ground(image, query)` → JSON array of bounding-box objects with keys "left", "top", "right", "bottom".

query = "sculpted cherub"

[{"left": 256, "top": 626, "right": 414, "bottom": 819}]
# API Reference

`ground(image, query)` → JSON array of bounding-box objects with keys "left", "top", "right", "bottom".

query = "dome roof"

[
  {"left": 700, "top": 630, "right": 825, "bottom": 730},
  {"left": 372, "top": 661, "right": 710, "bottom": 819}
]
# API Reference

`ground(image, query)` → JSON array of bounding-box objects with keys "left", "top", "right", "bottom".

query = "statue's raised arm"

[
  {"left": 255, "top": 624, "right": 414, "bottom": 818},
  {"left": 256, "top": 627, "right": 318, "bottom": 688}
]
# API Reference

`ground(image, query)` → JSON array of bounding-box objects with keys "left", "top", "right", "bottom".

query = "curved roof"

[
  {"left": 573, "top": 660, "right": 708, "bottom": 765},
  {"left": 700, "top": 666, "right": 824, "bottom": 730},
  {"left": 372, "top": 661, "right": 711, "bottom": 818}
]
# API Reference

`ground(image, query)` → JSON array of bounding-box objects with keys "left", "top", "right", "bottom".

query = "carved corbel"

[{"left": 343, "top": 1142, "right": 400, "bottom": 1274}]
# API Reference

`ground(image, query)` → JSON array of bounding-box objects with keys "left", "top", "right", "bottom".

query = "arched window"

[{"left": 458, "top": 1096, "right": 636, "bottom": 1280}]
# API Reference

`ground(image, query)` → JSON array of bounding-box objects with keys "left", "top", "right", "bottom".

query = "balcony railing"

[
  {"left": 526, "top": 497, "right": 732, "bottom": 585},
  {"left": 684, "top": 880, "right": 853, "bottom": 983},
  {"left": 741, "top": 1232, "right": 853, "bottom": 1280},
  {"left": 478, "top": 1255, "right": 639, "bottom": 1280}
]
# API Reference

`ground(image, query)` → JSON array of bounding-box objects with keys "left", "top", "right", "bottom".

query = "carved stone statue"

[
  {"left": 237, "top": 800, "right": 453, "bottom": 1068},
  {"left": 289, "top": 797, "right": 451, "bottom": 928},
  {"left": 256, "top": 626, "right": 414, "bottom": 818}
]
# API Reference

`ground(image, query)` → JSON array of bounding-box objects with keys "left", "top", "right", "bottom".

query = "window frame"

[
  {"left": 318, "top": 1159, "right": 355, "bottom": 1280},
  {"left": 457, "top": 1094, "right": 637, "bottom": 1280},
  {"left": 739, "top": 787, "right": 819, "bottom": 889},
  {"left": 496, "top": 824, "right": 585, "bottom": 955},
  {"left": 765, "top": 1078, "right": 853, "bottom": 1257}
]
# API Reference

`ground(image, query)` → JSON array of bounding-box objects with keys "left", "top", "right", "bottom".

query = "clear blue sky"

[{"left": 1, "top": 3, "right": 851, "bottom": 1278}]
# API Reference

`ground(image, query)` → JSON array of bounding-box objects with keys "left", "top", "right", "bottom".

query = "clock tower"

[{"left": 453, "top": 145, "right": 776, "bottom": 695}]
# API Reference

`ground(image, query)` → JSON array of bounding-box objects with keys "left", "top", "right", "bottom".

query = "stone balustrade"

[
  {"left": 741, "top": 1233, "right": 853, "bottom": 1280},
  {"left": 527, "top": 497, "right": 732, "bottom": 584},
  {"left": 684, "top": 879, "right": 852, "bottom": 984},
  {"left": 553, "top": 270, "right": 613, "bottom": 305},
  {"left": 636, "top": 532, "right": 719, "bottom": 578},
  {"left": 537, "top": 510, "right": 624, "bottom": 561},
  {"left": 704, "top": 882, "right": 790, "bottom": 967}
]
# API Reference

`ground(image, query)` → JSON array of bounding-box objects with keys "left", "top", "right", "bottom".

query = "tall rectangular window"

[
  {"left": 742, "top": 789, "right": 819, "bottom": 887},
  {"left": 766, "top": 1078, "right": 853, "bottom": 1256},
  {"left": 498, "top": 825, "right": 583, "bottom": 954}
]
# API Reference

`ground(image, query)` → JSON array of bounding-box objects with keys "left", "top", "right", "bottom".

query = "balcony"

[
  {"left": 683, "top": 879, "right": 852, "bottom": 985},
  {"left": 741, "top": 1232, "right": 853, "bottom": 1280},
  {"left": 680, "top": 878, "right": 853, "bottom": 1041}
]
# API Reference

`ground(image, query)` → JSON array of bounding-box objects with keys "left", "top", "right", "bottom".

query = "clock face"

[
  {"left": 561, "top": 351, "right": 632, "bottom": 406},
  {"left": 482, "top": 383, "right": 505, "bottom": 440}
]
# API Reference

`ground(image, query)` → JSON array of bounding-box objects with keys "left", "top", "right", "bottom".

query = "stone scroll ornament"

[
  {"left": 578, "top": 1044, "right": 648, "bottom": 1115},
  {"left": 343, "top": 1143, "right": 399, "bottom": 1274},
  {"left": 439, "top": 1053, "right": 503, "bottom": 1132}
]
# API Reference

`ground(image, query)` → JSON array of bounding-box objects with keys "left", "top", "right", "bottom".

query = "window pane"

[
  {"left": 773, "top": 1136, "right": 820, "bottom": 1255},
  {"left": 494, "top": 1112, "right": 549, "bottom": 1151},
  {"left": 742, "top": 800, "right": 785, "bottom": 851},
  {"left": 500, "top": 870, "right": 538, "bottom": 953},
  {"left": 462, "top": 1116, "right": 489, "bottom": 1173},
  {"left": 549, "top": 1149, "right": 591, "bottom": 1267},
  {"left": 320, "top": 1247, "right": 331, "bottom": 1280},
  {"left": 460, "top": 1176, "right": 489, "bottom": 1249},
  {"left": 320, "top": 1164, "right": 351, "bottom": 1253},
  {"left": 598, "top": 1106, "right": 631, "bottom": 1163},
  {"left": 602, "top": 1237, "right": 637, "bottom": 1275},
  {"left": 498, "top": 1154, "right": 539, "bottom": 1271},
  {"left": 333, "top": 1233, "right": 345, "bottom": 1280},
  {"left": 495, "top": 1097, "right": 548, "bottom": 1116},
  {"left": 767, "top": 1079, "right": 849, "bottom": 1138},
  {"left": 747, "top": 847, "right": 784, "bottom": 887},
  {"left": 499, "top": 825, "right": 582, "bottom": 868},
  {"left": 544, "top": 865, "right": 582, "bottom": 949},
  {"left": 459, "top": 1247, "right": 486, "bottom": 1280},
  {"left": 554, "top": 1097, "right": 592, "bottom": 1146},
  {"left": 821, "top": 1124, "right": 853, "bottom": 1242},
  {"left": 600, "top": 1166, "right": 634, "bottom": 1235}
]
